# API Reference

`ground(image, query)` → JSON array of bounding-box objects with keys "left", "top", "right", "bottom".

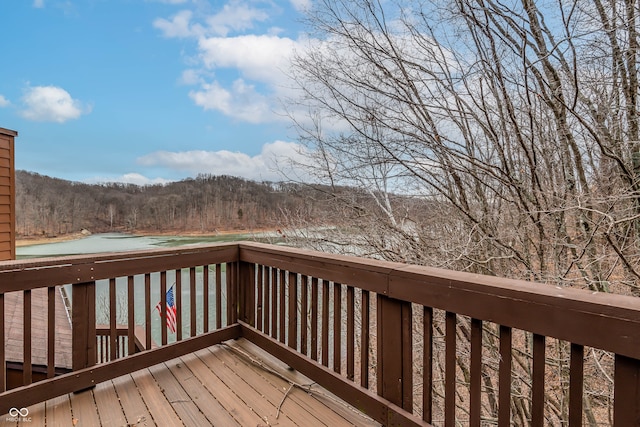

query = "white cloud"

[
  {"left": 154, "top": 10, "right": 203, "bottom": 38},
  {"left": 137, "top": 141, "right": 308, "bottom": 181},
  {"left": 154, "top": 1, "right": 270, "bottom": 39},
  {"left": 179, "top": 69, "right": 203, "bottom": 85},
  {"left": 186, "top": 34, "right": 304, "bottom": 122},
  {"left": 154, "top": 3, "right": 310, "bottom": 124},
  {"left": 20, "top": 85, "right": 90, "bottom": 123},
  {"left": 0, "top": 95, "right": 9, "bottom": 107},
  {"left": 205, "top": 1, "right": 269, "bottom": 37},
  {"left": 198, "top": 34, "right": 298, "bottom": 84},
  {"left": 189, "top": 79, "right": 273, "bottom": 123},
  {"left": 33, "top": 0, "right": 44, "bottom": 8},
  {"left": 289, "top": 0, "right": 312, "bottom": 12}
]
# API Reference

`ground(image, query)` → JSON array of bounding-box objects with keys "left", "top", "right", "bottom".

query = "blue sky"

[{"left": 0, "top": 0, "right": 312, "bottom": 184}]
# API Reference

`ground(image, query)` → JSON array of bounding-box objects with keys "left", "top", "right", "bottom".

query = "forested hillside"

[{"left": 15, "top": 171, "right": 326, "bottom": 237}]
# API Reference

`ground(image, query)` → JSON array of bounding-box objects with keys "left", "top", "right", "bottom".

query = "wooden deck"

[
  {"left": 0, "top": 338, "right": 380, "bottom": 426},
  {"left": 4, "top": 286, "right": 72, "bottom": 369}
]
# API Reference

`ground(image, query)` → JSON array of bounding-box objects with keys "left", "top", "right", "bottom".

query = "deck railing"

[
  {"left": 95, "top": 325, "right": 149, "bottom": 363},
  {"left": 1, "top": 242, "right": 640, "bottom": 426}
]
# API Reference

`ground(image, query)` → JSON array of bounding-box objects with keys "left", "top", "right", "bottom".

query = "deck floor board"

[
  {"left": 48, "top": 394, "right": 73, "bottom": 427},
  {"left": 93, "top": 379, "right": 128, "bottom": 426},
  {"left": 179, "top": 349, "right": 266, "bottom": 427},
  {"left": 165, "top": 354, "right": 241, "bottom": 427},
  {"left": 0, "top": 338, "right": 381, "bottom": 426},
  {"left": 69, "top": 388, "right": 101, "bottom": 426},
  {"left": 111, "top": 374, "right": 153, "bottom": 426},
  {"left": 0, "top": 339, "right": 379, "bottom": 427},
  {"left": 148, "top": 361, "right": 211, "bottom": 426},
  {"left": 234, "top": 338, "right": 380, "bottom": 426},
  {"left": 193, "top": 347, "right": 299, "bottom": 426},
  {"left": 210, "top": 344, "right": 338, "bottom": 427}
]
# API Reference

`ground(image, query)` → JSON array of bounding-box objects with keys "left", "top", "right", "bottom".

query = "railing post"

[
  {"left": 72, "top": 281, "right": 96, "bottom": 370},
  {"left": 614, "top": 354, "right": 640, "bottom": 426},
  {"left": 376, "top": 294, "right": 413, "bottom": 413},
  {"left": 238, "top": 262, "right": 255, "bottom": 326}
]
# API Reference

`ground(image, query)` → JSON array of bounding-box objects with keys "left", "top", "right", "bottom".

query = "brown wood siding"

[{"left": 0, "top": 128, "right": 16, "bottom": 260}]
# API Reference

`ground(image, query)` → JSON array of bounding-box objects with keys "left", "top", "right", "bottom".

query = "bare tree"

[
  {"left": 286, "top": 0, "right": 640, "bottom": 423},
  {"left": 289, "top": 0, "right": 640, "bottom": 291}
]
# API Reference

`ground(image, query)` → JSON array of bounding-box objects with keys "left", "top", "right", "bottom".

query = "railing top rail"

[
  {"left": 2, "top": 240, "right": 640, "bottom": 357},
  {"left": 0, "top": 242, "right": 239, "bottom": 292},
  {"left": 239, "top": 241, "right": 640, "bottom": 358}
]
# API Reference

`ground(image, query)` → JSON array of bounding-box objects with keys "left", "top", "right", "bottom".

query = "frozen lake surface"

[
  {"left": 16, "top": 232, "right": 270, "bottom": 258},
  {"left": 15, "top": 233, "right": 259, "bottom": 344}
]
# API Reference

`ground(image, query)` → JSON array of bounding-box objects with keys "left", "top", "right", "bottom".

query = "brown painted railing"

[{"left": 1, "top": 242, "right": 640, "bottom": 426}]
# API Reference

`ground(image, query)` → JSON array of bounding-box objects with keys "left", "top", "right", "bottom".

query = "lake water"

[
  {"left": 16, "top": 233, "right": 259, "bottom": 345},
  {"left": 16, "top": 232, "right": 271, "bottom": 258}
]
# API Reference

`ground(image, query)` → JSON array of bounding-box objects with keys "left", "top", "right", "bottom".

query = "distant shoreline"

[
  {"left": 15, "top": 228, "right": 280, "bottom": 248},
  {"left": 16, "top": 232, "right": 89, "bottom": 247}
]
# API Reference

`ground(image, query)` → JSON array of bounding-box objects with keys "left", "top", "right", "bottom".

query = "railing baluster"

[
  {"left": 333, "top": 282, "right": 342, "bottom": 374},
  {"left": 144, "top": 273, "right": 151, "bottom": 350},
  {"left": 23, "top": 289, "right": 32, "bottom": 385},
  {"left": 498, "top": 325, "right": 512, "bottom": 427},
  {"left": 47, "top": 286, "right": 55, "bottom": 378},
  {"left": 361, "top": 290, "right": 370, "bottom": 389},
  {"left": 226, "top": 262, "right": 236, "bottom": 325},
  {"left": 532, "top": 334, "right": 546, "bottom": 427},
  {"left": 445, "top": 311, "right": 456, "bottom": 427},
  {"left": 0, "top": 291, "right": 4, "bottom": 392},
  {"left": 301, "top": 275, "right": 308, "bottom": 356},
  {"left": 288, "top": 271, "right": 298, "bottom": 350},
  {"left": 256, "top": 265, "right": 263, "bottom": 332},
  {"left": 271, "top": 267, "right": 277, "bottom": 339},
  {"left": 279, "top": 269, "right": 286, "bottom": 344},
  {"left": 232, "top": 262, "right": 239, "bottom": 324},
  {"left": 239, "top": 262, "right": 255, "bottom": 326},
  {"left": 160, "top": 271, "right": 167, "bottom": 345},
  {"left": 347, "top": 285, "right": 354, "bottom": 381},
  {"left": 127, "top": 276, "right": 135, "bottom": 356},
  {"left": 322, "top": 279, "right": 329, "bottom": 367},
  {"left": 423, "top": 306, "right": 433, "bottom": 423},
  {"left": 613, "top": 354, "right": 640, "bottom": 426},
  {"left": 216, "top": 264, "right": 222, "bottom": 329},
  {"left": 263, "top": 266, "right": 270, "bottom": 335},
  {"left": 176, "top": 269, "right": 182, "bottom": 341},
  {"left": 401, "top": 301, "right": 412, "bottom": 412},
  {"left": 190, "top": 267, "right": 196, "bottom": 335},
  {"left": 203, "top": 265, "right": 209, "bottom": 333},
  {"left": 311, "top": 277, "right": 319, "bottom": 362},
  {"left": 109, "top": 278, "right": 117, "bottom": 361},
  {"left": 72, "top": 281, "right": 96, "bottom": 370},
  {"left": 470, "top": 318, "right": 482, "bottom": 427},
  {"left": 377, "top": 295, "right": 412, "bottom": 412},
  {"left": 569, "top": 343, "right": 584, "bottom": 426}
]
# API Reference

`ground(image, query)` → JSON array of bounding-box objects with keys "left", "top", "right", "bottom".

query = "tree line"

[{"left": 15, "top": 170, "right": 332, "bottom": 237}]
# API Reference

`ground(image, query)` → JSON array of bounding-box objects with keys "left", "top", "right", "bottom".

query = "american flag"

[{"left": 155, "top": 285, "right": 177, "bottom": 333}]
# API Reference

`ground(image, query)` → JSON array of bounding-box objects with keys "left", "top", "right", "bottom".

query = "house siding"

[{"left": 0, "top": 128, "right": 17, "bottom": 260}]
